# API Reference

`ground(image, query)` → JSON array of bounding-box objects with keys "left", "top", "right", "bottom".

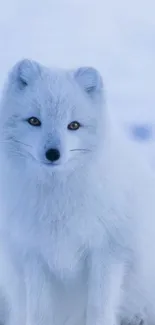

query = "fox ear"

[
  {"left": 74, "top": 67, "right": 103, "bottom": 97},
  {"left": 9, "top": 59, "right": 40, "bottom": 89}
]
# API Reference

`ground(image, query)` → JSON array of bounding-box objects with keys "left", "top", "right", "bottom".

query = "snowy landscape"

[
  {"left": 0, "top": 0, "right": 155, "bottom": 165},
  {"left": 0, "top": 1, "right": 155, "bottom": 323}
]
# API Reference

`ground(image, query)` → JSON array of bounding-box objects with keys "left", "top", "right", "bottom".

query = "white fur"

[{"left": 0, "top": 59, "right": 154, "bottom": 325}]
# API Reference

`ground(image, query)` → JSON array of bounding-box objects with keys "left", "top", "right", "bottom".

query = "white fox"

[{"left": 0, "top": 59, "right": 154, "bottom": 325}]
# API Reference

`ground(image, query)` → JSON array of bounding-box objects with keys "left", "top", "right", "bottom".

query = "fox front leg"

[
  {"left": 24, "top": 252, "right": 54, "bottom": 325},
  {"left": 86, "top": 248, "right": 124, "bottom": 325},
  {"left": 0, "top": 239, "right": 26, "bottom": 325}
]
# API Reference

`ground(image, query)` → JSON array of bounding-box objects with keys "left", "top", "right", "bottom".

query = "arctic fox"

[{"left": 0, "top": 59, "right": 154, "bottom": 325}]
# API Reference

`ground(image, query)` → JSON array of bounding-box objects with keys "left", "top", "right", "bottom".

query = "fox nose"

[{"left": 45, "top": 148, "right": 60, "bottom": 162}]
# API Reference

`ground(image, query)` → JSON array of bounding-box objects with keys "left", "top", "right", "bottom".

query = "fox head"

[{"left": 0, "top": 59, "right": 104, "bottom": 174}]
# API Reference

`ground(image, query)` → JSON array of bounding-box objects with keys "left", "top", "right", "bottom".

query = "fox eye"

[
  {"left": 27, "top": 117, "right": 41, "bottom": 126},
  {"left": 68, "top": 121, "right": 81, "bottom": 131}
]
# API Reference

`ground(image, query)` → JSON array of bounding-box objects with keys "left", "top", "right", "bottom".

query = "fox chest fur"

[{"left": 0, "top": 163, "right": 111, "bottom": 278}]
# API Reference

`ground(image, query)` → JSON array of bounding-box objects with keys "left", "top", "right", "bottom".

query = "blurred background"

[{"left": 0, "top": 0, "right": 155, "bottom": 159}]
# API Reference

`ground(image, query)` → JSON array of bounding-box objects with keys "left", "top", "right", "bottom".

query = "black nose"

[{"left": 45, "top": 148, "right": 60, "bottom": 162}]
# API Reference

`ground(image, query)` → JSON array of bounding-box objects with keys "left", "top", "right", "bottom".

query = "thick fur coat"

[{"left": 0, "top": 59, "right": 154, "bottom": 325}]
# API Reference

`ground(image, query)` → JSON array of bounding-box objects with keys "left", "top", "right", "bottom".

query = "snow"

[{"left": 0, "top": 0, "right": 155, "bottom": 163}]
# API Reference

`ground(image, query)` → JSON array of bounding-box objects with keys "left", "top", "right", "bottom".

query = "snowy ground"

[{"left": 0, "top": 0, "right": 155, "bottom": 164}]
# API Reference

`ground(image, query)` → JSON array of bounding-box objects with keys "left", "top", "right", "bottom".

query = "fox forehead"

[
  {"left": 19, "top": 77, "right": 90, "bottom": 122},
  {"left": 2, "top": 59, "right": 103, "bottom": 124}
]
